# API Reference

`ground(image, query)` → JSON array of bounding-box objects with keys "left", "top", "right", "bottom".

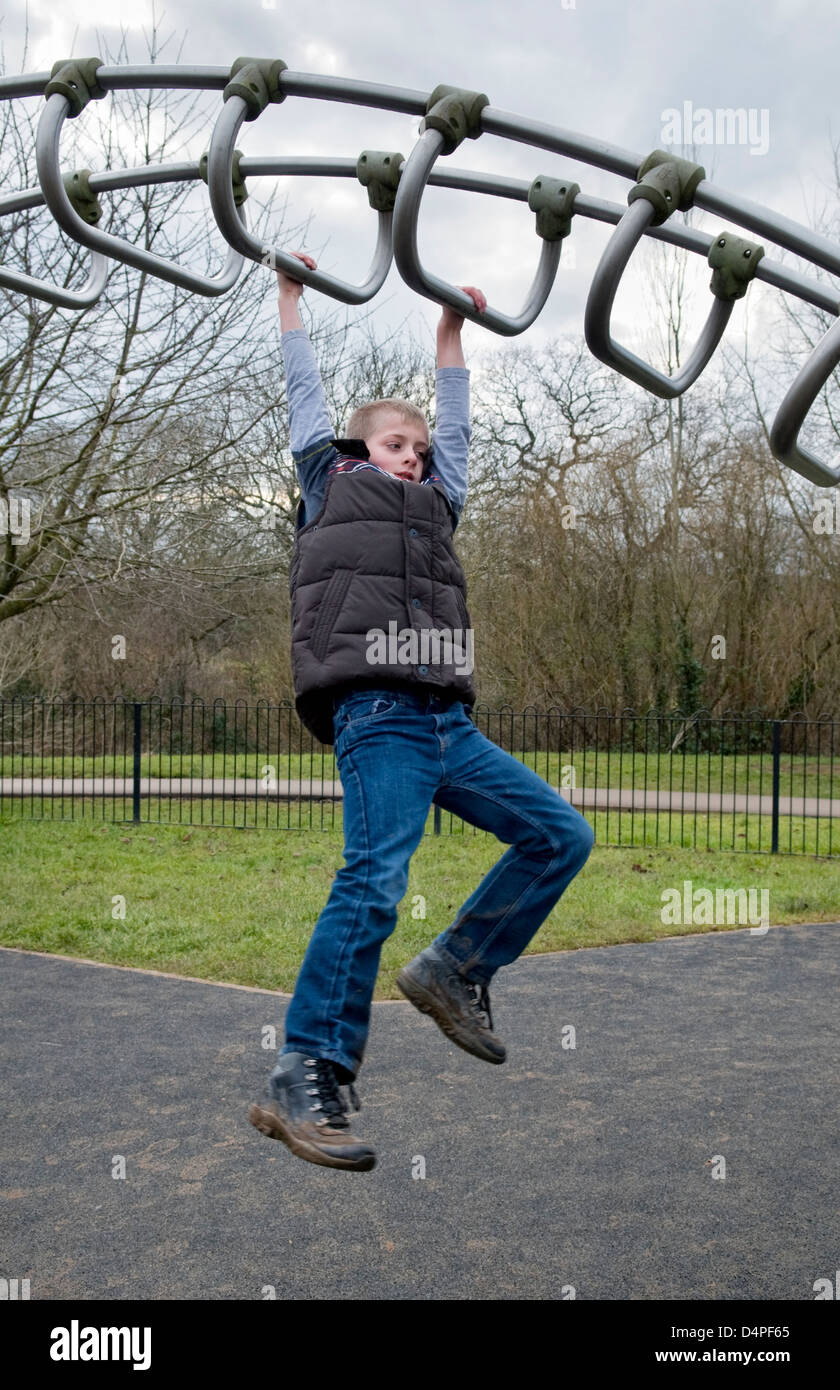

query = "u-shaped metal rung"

[
  {"left": 770, "top": 315, "right": 840, "bottom": 487},
  {"left": 393, "top": 128, "right": 562, "bottom": 335},
  {"left": 207, "top": 96, "right": 393, "bottom": 304},
  {"left": 0, "top": 186, "right": 110, "bottom": 308},
  {"left": 35, "top": 93, "right": 246, "bottom": 296},
  {"left": 584, "top": 198, "right": 734, "bottom": 398}
]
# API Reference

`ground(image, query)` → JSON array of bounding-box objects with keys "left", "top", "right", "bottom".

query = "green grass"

[
  {"left": 2, "top": 749, "right": 837, "bottom": 800},
  {"left": 1, "top": 817, "right": 837, "bottom": 1000}
]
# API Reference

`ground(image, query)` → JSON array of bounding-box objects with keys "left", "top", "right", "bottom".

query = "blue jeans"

[{"left": 279, "top": 687, "right": 594, "bottom": 1081}]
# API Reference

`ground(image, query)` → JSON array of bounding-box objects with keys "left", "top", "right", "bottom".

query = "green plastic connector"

[
  {"left": 223, "top": 57, "right": 287, "bottom": 120},
  {"left": 528, "top": 175, "right": 579, "bottom": 242},
  {"left": 421, "top": 84, "right": 489, "bottom": 155},
  {"left": 44, "top": 58, "right": 106, "bottom": 118},
  {"left": 708, "top": 231, "right": 764, "bottom": 301},
  {"left": 199, "top": 149, "right": 248, "bottom": 207},
  {"left": 61, "top": 169, "right": 101, "bottom": 226},
  {"left": 628, "top": 149, "right": 706, "bottom": 226},
  {"left": 356, "top": 151, "right": 404, "bottom": 212}
]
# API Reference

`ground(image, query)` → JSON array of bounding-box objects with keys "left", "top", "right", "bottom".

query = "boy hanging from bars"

[{"left": 249, "top": 253, "right": 594, "bottom": 1170}]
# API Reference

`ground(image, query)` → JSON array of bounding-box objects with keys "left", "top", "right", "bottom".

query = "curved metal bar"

[
  {"left": 480, "top": 106, "right": 840, "bottom": 277},
  {"left": 206, "top": 97, "right": 392, "bottom": 304},
  {"left": 0, "top": 249, "right": 109, "bottom": 308},
  {"left": 769, "top": 316, "right": 840, "bottom": 487},
  {"left": 18, "top": 154, "right": 839, "bottom": 315},
  {"left": 6, "top": 64, "right": 840, "bottom": 279},
  {"left": 0, "top": 179, "right": 111, "bottom": 308},
  {"left": 694, "top": 180, "right": 840, "bottom": 281},
  {"left": 392, "top": 128, "right": 562, "bottom": 336},
  {"left": 584, "top": 199, "right": 734, "bottom": 399},
  {"left": 6, "top": 139, "right": 837, "bottom": 322},
  {"left": 0, "top": 65, "right": 430, "bottom": 107},
  {"left": 481, "top": 107, "right": 641, "bottom": 180},
  {"left": 234, "top": 160, "right": 840, "bottom": 315},
  {"left": 35, "top": 93, "right": 246, "bottom": 296},
  {"left": 0, "top": 71, "right": 53, "bottom": 99}
]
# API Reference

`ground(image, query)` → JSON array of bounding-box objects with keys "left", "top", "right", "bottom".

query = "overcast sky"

[{"left": 2, "top": 0, "right": 838, "bottom": 378}]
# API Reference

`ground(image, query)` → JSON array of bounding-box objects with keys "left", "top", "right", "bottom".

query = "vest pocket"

[{"left": 310, "top": 568, "right": 354, "bottom": 664}]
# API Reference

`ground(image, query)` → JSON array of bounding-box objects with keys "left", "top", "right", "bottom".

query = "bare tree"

[{"left": 0, "top": 24, "right": 315, "bottom": 624}]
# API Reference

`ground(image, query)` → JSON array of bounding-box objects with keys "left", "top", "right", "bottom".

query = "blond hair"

[{"left": 346, "top": 397, "right": 430, "bottom": 444}]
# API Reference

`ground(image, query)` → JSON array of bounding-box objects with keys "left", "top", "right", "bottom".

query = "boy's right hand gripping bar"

[
  {"left": 207, "top": 57, "right": 394, "bottom": 304},
  {"left": 393, "top": 85, "right": 575, "bottom": 335},
  {"left": 584, "top": 151, "right": 763, "bottom": 399}
]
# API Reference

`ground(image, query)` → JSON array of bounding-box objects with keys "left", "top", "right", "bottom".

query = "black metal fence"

[{"left": 1, "top": 697, "right": 837, "bottom": 856}]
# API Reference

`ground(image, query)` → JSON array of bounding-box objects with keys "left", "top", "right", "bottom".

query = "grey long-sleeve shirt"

[{"left": 281, "top": 328, "right": 470, "bottom": 529}]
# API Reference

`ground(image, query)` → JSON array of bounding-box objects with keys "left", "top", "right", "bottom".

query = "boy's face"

[{"left": 365, "top": 410, "right": 430, "bottom": 484}]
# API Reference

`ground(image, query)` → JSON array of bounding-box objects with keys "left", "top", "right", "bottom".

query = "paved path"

[
  {"left": 1, "top": 922, "right": 838, "bottom": 1300},
  {"left": 1, "top": 776, "right": 837, "bottom": 818}
]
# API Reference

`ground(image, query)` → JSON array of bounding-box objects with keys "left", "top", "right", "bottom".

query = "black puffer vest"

[{"left": 289, "top": 458, "right": 476, "bottom": 745}]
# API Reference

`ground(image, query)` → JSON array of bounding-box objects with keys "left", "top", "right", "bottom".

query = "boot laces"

[
  {"left": 303, "top": 1058, "right": 360, "bottom": 1128},
  {"left": 465, "top": 980, "right": 494, "bottom": 1032}
]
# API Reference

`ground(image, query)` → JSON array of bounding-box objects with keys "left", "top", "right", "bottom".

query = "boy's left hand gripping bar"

[{"left": 393, "top": 83, "right": 566, "bottom": 335}]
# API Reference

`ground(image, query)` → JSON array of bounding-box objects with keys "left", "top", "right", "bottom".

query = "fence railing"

[{"left": 0, "top": 697, "right": 837, "bottom": 855}]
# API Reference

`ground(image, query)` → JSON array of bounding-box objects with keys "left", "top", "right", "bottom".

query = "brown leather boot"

[{"left": 249, "top": 1053, "right": 376, "bottom": 1171}]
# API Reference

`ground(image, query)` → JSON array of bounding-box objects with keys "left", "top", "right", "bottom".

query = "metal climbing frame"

[{"left": 1, "top": 58, "right": 839, "bottom": 484}]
